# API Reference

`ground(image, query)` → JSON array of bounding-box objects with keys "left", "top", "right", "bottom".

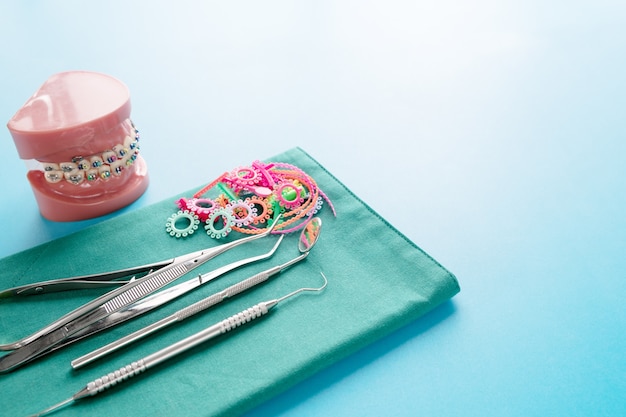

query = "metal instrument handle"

[
  {"left": 81, "top": 360, "right": 147, "bottom": 398},
  {"left": 143, "top": 302, "right": 272, "bottom": 369},
  {"left": 177, "top": 266, "right": 281, "bottom": 320},
  {"left": 76, "top": 303, "right": 271, "bottom": 400},
  {"left": 72, "top": 267, "right": 281, "bottom": 368}
]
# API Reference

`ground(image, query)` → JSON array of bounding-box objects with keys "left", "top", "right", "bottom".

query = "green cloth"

[{"left": 0, "top": 147, "right": 459, "bottom": 417}]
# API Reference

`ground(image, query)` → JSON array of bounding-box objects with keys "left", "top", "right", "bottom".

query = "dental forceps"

[
  {"left": 0, "top": 216, "right": 282, "bottom": 373},
  {"left": 35, "top": 235, "right": 284, "bottom": 362}
]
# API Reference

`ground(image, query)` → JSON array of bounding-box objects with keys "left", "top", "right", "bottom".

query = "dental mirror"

[{"left": 298, "top": 217, "right": 322, "bottom": 254}]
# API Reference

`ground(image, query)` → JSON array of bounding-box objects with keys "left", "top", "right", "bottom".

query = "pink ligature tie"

[{"left": 6, "top": 71, "right": 149, "bottom": 221}]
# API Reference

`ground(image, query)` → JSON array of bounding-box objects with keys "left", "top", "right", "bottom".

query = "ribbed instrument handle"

[
  {"left": 177, "top": 267, "right": 279, "bottom": 320},
  {"left": 85, "top": 360, "right": 147, "bottom": 396}
]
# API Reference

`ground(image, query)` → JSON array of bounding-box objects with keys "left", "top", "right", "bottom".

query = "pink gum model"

[{"left": 7, "top": 71, "right": 149, "bottom": 221}]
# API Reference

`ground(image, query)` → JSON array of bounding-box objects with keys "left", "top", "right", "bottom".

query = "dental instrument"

[
  {"left": 28, "top": 272, "right": 328, "bottom": 417},
  {"left": 0, "top": 215, "right": 282, "bottom": 373},
  {"left": 14, "top": 235, "right": 284, "bottom": 363},
  {"left": 72, "top": 217, "right": 322, "bottom": 368}
]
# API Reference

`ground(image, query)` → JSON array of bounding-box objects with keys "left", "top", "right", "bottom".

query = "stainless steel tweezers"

[{"left": 0, "top": 217, "right": 282, "bottom": 373}]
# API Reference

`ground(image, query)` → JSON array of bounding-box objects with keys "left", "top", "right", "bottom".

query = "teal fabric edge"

[
  {"left": 296, "top": 146, "right": 460, "bottom": 292},
  {"left": 0, "top": 147, "right": 460, "bottom": 417},
  {"left": 227, "top": 147, "right": 461, "bottom": 416}
]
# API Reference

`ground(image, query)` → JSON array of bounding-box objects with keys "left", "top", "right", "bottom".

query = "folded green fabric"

[{"left": 0, "top": 147, "right": 459, "bottom": 417}]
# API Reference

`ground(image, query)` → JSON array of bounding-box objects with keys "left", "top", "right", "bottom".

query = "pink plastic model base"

[{"left": 7, "top": 71, "right": 149, "bottom": 222}]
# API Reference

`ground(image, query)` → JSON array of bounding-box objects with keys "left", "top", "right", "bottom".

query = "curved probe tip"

[
  {"left": 28, "top": 396, "right": 74, "bottom": 417},
  {"left": 277, "top": 271, "right": 328, "bottom": 303}
]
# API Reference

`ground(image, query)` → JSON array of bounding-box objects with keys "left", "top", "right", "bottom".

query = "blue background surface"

[{"left": 1, "top": 1, "right": 624, "bottom": 416}]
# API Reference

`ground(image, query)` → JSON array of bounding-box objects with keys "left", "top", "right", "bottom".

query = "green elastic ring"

[
  {"left": 204, "top": 208, "right": 236, "bottom": 239},
  {"left": 166, "top": 210, "right": 200, "bottom": 238}
]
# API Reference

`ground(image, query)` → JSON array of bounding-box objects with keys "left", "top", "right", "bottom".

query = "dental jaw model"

[{"left": 7, "top": 71, "right": 149, "bottom": 221}]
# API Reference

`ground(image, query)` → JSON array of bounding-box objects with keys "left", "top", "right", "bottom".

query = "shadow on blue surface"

[{"left": 243, "top": 300, "right": 457, "bottom": 416}]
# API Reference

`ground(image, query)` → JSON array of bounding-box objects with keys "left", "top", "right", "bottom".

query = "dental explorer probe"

[{"left": 28, "top": 273, "right": 328, "bottom": 417}]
